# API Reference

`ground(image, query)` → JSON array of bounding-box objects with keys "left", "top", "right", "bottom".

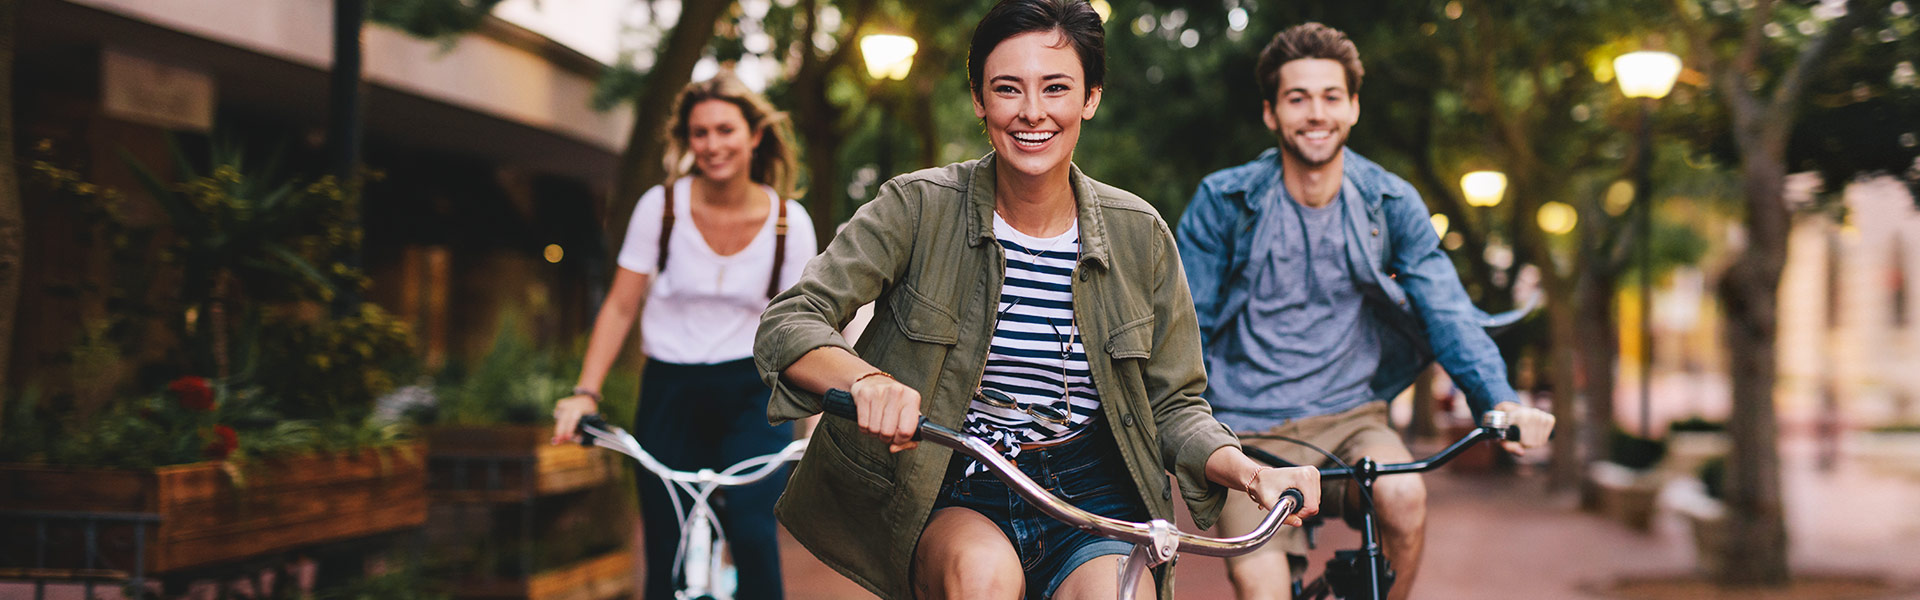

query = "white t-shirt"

[{"left": 616, "top": 177, "right": 817, "bottom": 364}]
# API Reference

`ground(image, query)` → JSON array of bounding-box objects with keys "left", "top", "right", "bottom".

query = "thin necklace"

[{"left": 996, "top": 217, "right": 1079, "bottom": 424}]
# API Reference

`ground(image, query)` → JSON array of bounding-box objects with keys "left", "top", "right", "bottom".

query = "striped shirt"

[{"left": 962, "top": 214, "right": 1100, "bottom": 472}]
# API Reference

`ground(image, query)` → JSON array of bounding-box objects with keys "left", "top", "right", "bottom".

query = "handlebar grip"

[
  {"left": 822, "top": 388, "right": 930, "bottom": 442},
  {"left": 577, "top": 414, "right": 609, "bottom": 447},
  {"left": 823, "top": 388, "right": 859, "bottom": 420},
  {"left": 1278, "top": 487, "right": 1305, "bottom": 511},
  {"left": 1504, "top": 426, "right": 1521, "bottom": 442}
]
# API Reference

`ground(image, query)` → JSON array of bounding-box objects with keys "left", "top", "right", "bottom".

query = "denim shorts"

[{"left": 932, "top": 427, "right": 1149, "bottom": 599}]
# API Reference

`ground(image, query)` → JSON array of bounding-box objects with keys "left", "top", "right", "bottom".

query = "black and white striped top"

[{"left": 962, "top": 214, "right": 1101, "bottom": 468}]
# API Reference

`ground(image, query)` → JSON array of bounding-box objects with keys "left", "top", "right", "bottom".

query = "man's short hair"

[{"left": 1256, "top": 23, "right": 1364, "bottom": 102}]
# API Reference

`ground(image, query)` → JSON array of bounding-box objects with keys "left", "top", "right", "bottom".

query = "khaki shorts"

[{"left": 1217, "top": 402, "right": 1409, "bottom": 559}]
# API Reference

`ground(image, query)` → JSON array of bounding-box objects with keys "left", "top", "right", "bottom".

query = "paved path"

[
  {"left": 774, "top": 434, "right": 1920, "bottom": 600},
  {"left": 5, "top": 434, "right": 1914, "bottom": 599}
]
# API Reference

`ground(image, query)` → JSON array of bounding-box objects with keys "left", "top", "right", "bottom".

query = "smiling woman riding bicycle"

[{"left": 753, "top": 2, "right": 1320, "bottom": 599}]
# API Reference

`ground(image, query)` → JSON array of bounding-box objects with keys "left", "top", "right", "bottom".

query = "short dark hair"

[
  {"left": 1256, "top": 22, "right": 1364, "bottom": 102},
  {"left": 968, "top": 0, "right": 1106, "bottom": 101}
]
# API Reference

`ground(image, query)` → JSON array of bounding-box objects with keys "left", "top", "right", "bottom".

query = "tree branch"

[{"left": 1769, "top": 0, "right": 1880, "bottom": 115}]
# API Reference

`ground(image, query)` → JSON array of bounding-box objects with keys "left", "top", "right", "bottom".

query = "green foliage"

[
  {"left": 250, "top": 303, "right": 419, "bottom": 424},
  {"left": 125, "top": 139, "right": 365, "bottom": 305},
  {"left": 1680, "top": 0, "right": 1920, "bottom": 202},
  {"left": 371, "top": 0, "right": 508, "bottom": 41},
  {"left": 417, "top": 312, "right": 640, "bottom": 427},
  {"left": 1669, "top": 415, "right": 1728, "bottom": 433},
  {"left": 425, "top": 313, "right": 571, "bottom": 426},
  {"left": 0, "top": 376, "right": 415, "bottom": 469},
  {"left": 1607, "top": 426, "right": 1668, "bottom": 470},
  {"left": 312, "top": 566, "right": 450, "bottom": 600},
  {"left": 1698, "top": 455, "right": 1726, "bottom": 500},
  {"left": 122, "top": 137, "right": 373, "bottom": 381}
]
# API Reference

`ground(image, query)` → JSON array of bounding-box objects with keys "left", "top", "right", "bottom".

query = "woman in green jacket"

[{"left": 754, "top": 1, "right": 1320, "bottom": 598}]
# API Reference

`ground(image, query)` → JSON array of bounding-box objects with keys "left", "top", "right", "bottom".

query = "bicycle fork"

[
  {"left": 1326, "top": 457, "right": 1394, "bottom": 600},
  {"left": 679, "top": 475, "right": 734, "bottom": 600}
]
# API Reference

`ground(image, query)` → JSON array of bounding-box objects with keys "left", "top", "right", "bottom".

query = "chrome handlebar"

[{"left": 821, "top": 389, "right": 1302, "bottom": 559}]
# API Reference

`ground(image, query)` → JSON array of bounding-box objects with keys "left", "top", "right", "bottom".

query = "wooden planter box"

[
  {"left": 1849, "top": 431, "right": 1920, "bottom": 479},
  {"left": 425, "top": 425, "right": 634, "bottom": 599},
  {"left": 1583, "top": 460, "right": 1661, "bottom": 532},
  {"left": 0, "top": 443, "right": 427, "bottom": 575},
  {"left": 425, "top": 425, "right": 619, "bottom": 502},
  {"left": 445, "top": 549, "right": 634, "bottom": 600},
  {"left": 1663, "top": 478, "right": 1728, "bottom": 579}
]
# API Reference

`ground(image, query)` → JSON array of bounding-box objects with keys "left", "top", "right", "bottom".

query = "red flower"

[
  {"left": 169, "top": 376, "right": 215, "bottom": 412},
  {"left": 204, "top": 425, "right": 239, "bottom": 460}
]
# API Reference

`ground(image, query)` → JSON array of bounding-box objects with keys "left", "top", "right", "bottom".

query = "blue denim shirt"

[{"left": 1175, "top": 147, "right": 1521, "bottom": 421}]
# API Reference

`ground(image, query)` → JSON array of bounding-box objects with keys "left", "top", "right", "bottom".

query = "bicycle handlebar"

[
  {"left": 1243, "top": 411, "right": 1522, "bottom": 479},
  {"left": 576, "top": 415, "right": 807, "bottom": 487},
  {"left": 820, "top": 389, "right": 1302, "bottom": 559}
]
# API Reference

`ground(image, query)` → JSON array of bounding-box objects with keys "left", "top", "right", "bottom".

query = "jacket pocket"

[
  {"left": 1105, "top": 313, "right": 1155, "bottom": 359},
  {"left": 817, "top": 418, "right": 896, "bottom": 490},
  {"left": 888, "top": 282, "right": 960, "bottom": 345}
]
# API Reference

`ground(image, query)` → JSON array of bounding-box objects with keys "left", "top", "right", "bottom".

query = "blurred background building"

[{"left": 15, "top": 0, "right": 628, "bottom": 382}]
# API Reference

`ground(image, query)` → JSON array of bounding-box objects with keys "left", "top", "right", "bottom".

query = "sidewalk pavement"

[
  {"left": 772, "top": 434, "right": 1920, "bottom": 599},
  {"left": 6, "top": 432, "right": 1908, "bottom": 599}
]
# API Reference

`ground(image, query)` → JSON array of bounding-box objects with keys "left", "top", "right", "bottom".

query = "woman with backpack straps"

[{"left": 551, "top": 72, "right": 816, "bottom": 600}]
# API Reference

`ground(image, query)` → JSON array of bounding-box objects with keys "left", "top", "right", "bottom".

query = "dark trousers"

[{"left": 632, "top": 357, "right": 792, "bottom": 600}]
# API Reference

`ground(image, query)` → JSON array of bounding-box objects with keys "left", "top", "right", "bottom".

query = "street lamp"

[
  {"left": 860, "top": 33, "right": 918, "bottom": 186},
  {"left": 1613, "top": 50, "right": 1681, "bottom": 438},
  {"left": 860, "top": 34, "right": 917, "bottom": 81},
  {"left": 1537, "top": 201, "right": 1578, "bottom": 235},
  {"left": 1460, "top": 170, "right": 1507, "bottom": 208}
]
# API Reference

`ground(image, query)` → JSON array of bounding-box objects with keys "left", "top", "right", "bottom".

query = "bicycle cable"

[{"left": 1238, "top": 433, "right": 1379, "bottom": 530}]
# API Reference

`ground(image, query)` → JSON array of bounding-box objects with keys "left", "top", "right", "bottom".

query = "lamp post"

[
  {"left": 1613, "top": 50, "right": 1681, "bottom": 438},
  {"left": 860, "top": 34, "right": 918, "bottom": 181},
  {"left": 1461, "top": 170, "right": 1507, "bottom": 208}
]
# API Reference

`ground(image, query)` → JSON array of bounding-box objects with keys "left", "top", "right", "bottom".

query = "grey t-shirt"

[{"left": 1206, "top": 181, "right": 1382, "bottom": 432}]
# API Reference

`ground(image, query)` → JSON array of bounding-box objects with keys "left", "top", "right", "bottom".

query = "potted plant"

[
  {"left": 1659, "top": 416, "right": 1728, "bottom": 482},
  {"left": 1849, "top": 421, "right": 1920, "bottom": 478},
  {"left": 1665, "top": 456, "right": 1729, "bottom": 578},
  {"left": 1, "top": 141, "right": 427, "bottom": 591},
  {"left": 409, "top": 314, "right": 639, "bottom": 600},
  {"left": 1584, "top": 427, "right": 1667, "bottom": 531}
]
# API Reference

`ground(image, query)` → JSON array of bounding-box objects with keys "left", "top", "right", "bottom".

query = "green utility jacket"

[{"left": 755, "top": 154, "right": 1240, "bottom": 600}]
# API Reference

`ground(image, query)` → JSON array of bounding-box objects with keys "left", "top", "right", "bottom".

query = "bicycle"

[
  {"left": 819, "top": 388, "right": 1307, "bottom": 600},
  {"left": 574, "top": 414, "right": 807, "bottom": 600},
  {"left": 1242, "top": 410, "right": 1521, "bottom": 600}
]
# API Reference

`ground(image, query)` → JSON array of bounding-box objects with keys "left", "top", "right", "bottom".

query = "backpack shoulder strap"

[
  {"left": 656, "top": 181, "right": 676, "bottom": 274},
  {"left": 767, "top": 198, "right": 789, "bottom": 299}
]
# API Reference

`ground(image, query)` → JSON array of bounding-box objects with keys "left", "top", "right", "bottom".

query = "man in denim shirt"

[{"left": 1175, "top": 23, "right": 1555, "bottom": 600}]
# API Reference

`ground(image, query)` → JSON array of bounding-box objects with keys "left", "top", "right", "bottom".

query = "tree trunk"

[
  {"left": 0, "top": 0, "right": 17, "bottom": 421},
  {"left": 790, "top": 48, "right": 843, "bottom": 245},
  {"left": 1406, "top": 366, "right": 1438, "bottom": 442},
  {"left": 1715, "top": 147, "right": 1792, "bottom": 586},
  {"left": 1575, "top": 262, "right": 1619, "bottom": 485},
  {"left": 608, "top": 0, "right": 733, "bottom": 243},
  {"left": 1544, "top": 273, "right": 1583, "bottom": 490}
]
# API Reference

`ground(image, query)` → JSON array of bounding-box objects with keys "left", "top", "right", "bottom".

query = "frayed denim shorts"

[{"left": 932, "top": 426, "right": 1149, "bottom": 599}]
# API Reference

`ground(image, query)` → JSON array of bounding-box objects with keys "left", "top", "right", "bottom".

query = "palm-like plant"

[{"left": 123, "top": 140, "right": 364, "bottom": 380}]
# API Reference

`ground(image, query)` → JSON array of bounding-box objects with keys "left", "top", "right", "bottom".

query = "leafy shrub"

[
  {"left": 1668, "top": 416, "right": 1727, "bottom": 433},
  {"left": 1607, "top": 426, "right": 1667, "bottom": 470},
  {"left": 1699, "top": 456, "right": 1727, "bottom": 500}
]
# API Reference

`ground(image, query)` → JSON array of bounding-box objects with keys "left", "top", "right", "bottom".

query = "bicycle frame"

[
  {"left": 1243, "top": 410, "right": 1518, "bottom": 600},
  {"left": 822, "top": 389, "right": 1304, "bottom": 600},
  {"left": 576, "top": 415, "right": 806, "bottom": 600}
]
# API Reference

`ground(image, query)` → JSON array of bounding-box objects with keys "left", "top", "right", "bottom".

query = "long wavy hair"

[{"left": 663, "top": 72, "right": 800, "bottom": 199}]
